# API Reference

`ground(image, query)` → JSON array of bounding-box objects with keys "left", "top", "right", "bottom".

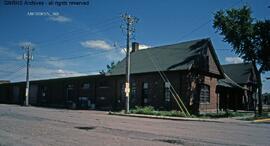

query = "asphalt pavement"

[{"left": 0, "top": 104, "right": 269, "bottom": 146}]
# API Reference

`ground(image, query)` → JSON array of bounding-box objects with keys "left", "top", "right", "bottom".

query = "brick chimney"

[{"left": 131, "top": 42, "right": 139, "bottom": 53}]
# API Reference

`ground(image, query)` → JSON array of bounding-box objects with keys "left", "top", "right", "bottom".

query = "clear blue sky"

[{"left": 0, "top": 0, "right": 269, "bottom": 92}]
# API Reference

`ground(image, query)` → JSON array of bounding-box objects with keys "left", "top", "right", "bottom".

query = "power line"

[
  {"left": 30, "top": 69, "right": 101, "bottom": 76},
  {"left": 4, "top": 65, "right": 25, "bottom": 80},
  {"left": 33, "top": 16, "right": 119, "bottom": 51},
  {"left": 176, "top": 0, "right": 243, "bottom": 42},
  {"left": 0, "top": 17, "right": 120, "bottom": 64},
  {"left": 32, "top": 24, "right": 118, "bottom": 61},
  {"left": 15, "top": 17, "right": 119, "bottom": 62},
  {"left": 177, "top": 20, "right": 212, "bottom": 42},
  {"left": 8, "top": 71, "right": 26, "bottom": 82},
  {"left": 34, "top": 48, "right": 119, "bottom": 62},
  {"left": 0, "top": 70, "right": 13, "bottom": 73},
  {"left": 37, "top": 22, "right": 118, "bottom": 48},
  {"left": 2, "top": 16, "right": 119, "bottom": 47},
  {"left": 0, "top": 59, "right": 22, "bottom": 62},
  {"left": 139, "top": 0, "right": 244, "bottom": 116}
]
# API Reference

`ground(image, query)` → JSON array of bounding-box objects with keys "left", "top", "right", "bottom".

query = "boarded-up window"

[
  {"left": 67, "top": 84, "right": 74, "bottom": 89},
  {"left": 99, "top": 80, "right": 109, "bottom": 88},
  {"left": 164, "top": 82, "right": 171, "bottom": 102},
  {"left": 81, "top": 83, "right": 90, "bottom": 89},
  {"left": 131, "top": 82, "right": 136, "bottom": 98},
  {"left": 142, "top": 82, "right": 149, "bottom": 104},
  {"left": 41, "top": 86, "right": 47, "bottom": 97},
  {"left": 200, "top": 84, "right": 210, "bottom": 103},
  {"left": 120, "top": 82, "right": 125, "bottom": 98}
]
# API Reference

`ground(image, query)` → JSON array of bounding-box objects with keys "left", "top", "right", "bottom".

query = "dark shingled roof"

[
  {"left": 218, "top": 74, "right": 247, "bottom": 90},
  {"left": 222, "top": 63, "right": 254, "bottom": 84},
  {"left": 109, "top": 38, "right": 223, "bottom": 76}
]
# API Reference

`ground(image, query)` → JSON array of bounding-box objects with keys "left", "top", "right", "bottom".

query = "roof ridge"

[
  {"left": 222, "top": 62, "right": 251, "bottom": 66},
  {"left": 132, "top": 37, "right": 210, "bottom": 53}
]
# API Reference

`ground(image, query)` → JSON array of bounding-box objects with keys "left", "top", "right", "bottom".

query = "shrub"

[
  {"left": 131, "top": 106, "right": 155, "bottom": 115},
  {"left": 130, "top": 106, "right": 187, "bottom": 117}
]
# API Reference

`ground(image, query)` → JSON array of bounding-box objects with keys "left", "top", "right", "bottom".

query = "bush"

[
  {"left": 130, "top": 106, "right": 252, "bottom": 119},
  {"left": 130, "top": 106, "right": 155, "bottom": 115},
  {"left": 130, "top": 106, "right": 187, "bottom": 117}
]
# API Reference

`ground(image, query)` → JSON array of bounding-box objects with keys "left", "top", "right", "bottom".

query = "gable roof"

[
  {"left": 218, "top": 74, "right": 247, "bottom": 90},
  {"left": 222, "top": 63, "right": 256, "bottom": 84},
  {"left": 109, "top": 38, "right": 224, "bottom": 77}
]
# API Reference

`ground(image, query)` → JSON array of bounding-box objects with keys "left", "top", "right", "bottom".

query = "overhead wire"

[
  {"left": 36, "top": 21, "right": 119, "bottom": 48},
  {"left": 176, "top": 0, "right": 243, "bottom": 42},
  {"left": 32, "top": 23, "right": 119, "bottom": 62},
  {"left": 5, "top": 65, "right": 25, "bottom": 80},
  {"left": 34, "top": 47, "right": 120, "bottom": 62},
  {"left": 0, "top": 16, "right": 120, "bottom": 81},
  {"left": 145, "top": 50, "right": 190, "bottom": 116},
  {"left": 143, "top": 0, "right": 244, "bottom": 116}
]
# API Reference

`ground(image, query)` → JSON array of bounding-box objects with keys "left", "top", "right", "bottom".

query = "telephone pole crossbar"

[{"left": 121, "top": 13, "right": 138, "bottom": 113}]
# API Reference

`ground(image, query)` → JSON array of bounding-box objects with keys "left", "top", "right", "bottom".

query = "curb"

[
  {"left": 109, "top": 112, "right": 229, "bottom": 123},
  {"left": 254, "top": 118, "right": 270, "bottom": 123}
]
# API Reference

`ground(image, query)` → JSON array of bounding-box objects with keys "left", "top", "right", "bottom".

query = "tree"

[
  {"left": 213, "top": 6, "right": 270, "bottom": 115},
  {"left": 99, "top": 61, "right": 119, "bottom": 75}
]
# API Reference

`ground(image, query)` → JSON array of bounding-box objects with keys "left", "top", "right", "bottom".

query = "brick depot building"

[{"left": 0, "top": 38, "right": 227, "bottom": 114}]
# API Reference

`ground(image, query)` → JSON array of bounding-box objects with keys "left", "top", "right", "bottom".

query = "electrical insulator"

[{"left": 23, "top": 53, "right": 27, "bottom": 60}]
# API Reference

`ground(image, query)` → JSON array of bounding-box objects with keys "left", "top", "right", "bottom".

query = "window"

[
  {"left": 142, "top": 82, "right": 149, "bottom": 104},
  {"left": 131, "top": 82, "right": 136, "bottom": 98},
  {"left": 67, "top": 84, "right": 74, "bottom": 90},
  {"left": 118, "top": 82, "right": 126, "bottom": 104},
  {"left": 41, "top": 86, "right": 47, "bottom": 97},
  {"left": 66, "top": 84, "right": 75, "bottom": 100},
  {"left": 200, "top": 84, "right": 210, "bottom": 103},
  {"left": 143, "top": 82, "right": 148, "bottom": 89},
  {"left": 164, "top": 82, "right": 171, "bottom": 102},
  {"left": 99, "top": 80, "right": 109, "bottom": 88},
  {"left": 81, "top": 83, "right": 90, "bottom": 89},
  {"left": 120, "top": 82, "right": 125, "bottom": 98}
]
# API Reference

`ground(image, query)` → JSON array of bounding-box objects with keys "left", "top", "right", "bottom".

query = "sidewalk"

[
  {"left": 109, "top": 112, "right": 252, "bottom": 124},
  {"left": 254, "top": 118, "right": 270, "bottom": 123}
]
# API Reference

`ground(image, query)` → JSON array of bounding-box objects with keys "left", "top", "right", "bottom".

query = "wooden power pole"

[
  {"left": 22, "top": 44, "right": 34, "bottom": 106},
  {"left": 121, "top": 13, "right": 138, "bottom": 113}
]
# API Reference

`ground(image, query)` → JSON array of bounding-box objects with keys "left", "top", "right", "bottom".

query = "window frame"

[
  {"left": 164, "top": 82, "right": 171, "bottom": 102},
  {"left": 131, "top": 81, "right": 136, "bottom": 98},
  {"left": 199, "top": 84, "right": 210, "bottom": 104},
  {"left": 81, "top": 83, "right": 90, "bottom": 90},
  {"left": 142, "top": 82, "right": 149, "bottom": 104}
]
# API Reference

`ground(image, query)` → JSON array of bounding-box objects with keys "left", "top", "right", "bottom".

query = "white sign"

[{"left": 125, "top": 82, "right": 130, "bottom": 96}]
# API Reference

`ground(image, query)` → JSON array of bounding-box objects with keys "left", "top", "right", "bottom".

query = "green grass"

[
  {"left": 198, "top": 111, "right": 250, "bottom": 118},
  {"left": 130, "top": 106, "right": 252, "bottom": 119},
  {"left": 242, "top": 112, "right": 270, "bottom": 121},
  {"left": 130, "top": 106, "right": 190, "bottom": 117}
]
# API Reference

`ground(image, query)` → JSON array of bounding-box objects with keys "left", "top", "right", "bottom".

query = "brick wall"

[{"left": 199, "top": 76, "right": 218, "bottom": 113}]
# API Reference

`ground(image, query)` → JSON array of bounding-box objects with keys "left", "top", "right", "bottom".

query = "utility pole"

[
  {"left": 22, "top": 44, "right": 34, "bottom": 106},
  {"left": 121, "top": 13, "right": 138, "bottom": 113}
]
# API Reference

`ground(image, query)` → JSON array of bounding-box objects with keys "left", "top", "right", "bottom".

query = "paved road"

[{"left": 0, "top": 104, "right": 269, "bottom": 146}]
